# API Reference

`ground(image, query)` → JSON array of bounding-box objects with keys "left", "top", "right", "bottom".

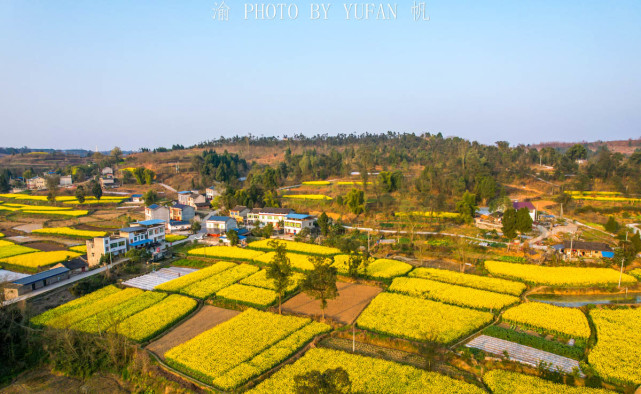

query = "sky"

[{"left": 0, "top": 1, "right": 640, "bottom": 150}]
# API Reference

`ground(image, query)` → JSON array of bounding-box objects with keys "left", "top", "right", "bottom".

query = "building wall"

[{"left": 145, "top": 206, "right": 170, "bottom": 222}]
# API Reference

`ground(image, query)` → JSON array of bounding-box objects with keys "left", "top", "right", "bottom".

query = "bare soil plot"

[
  {"left": 146, "top": 305, "right": 240, "bottom": 359},
  {"left": 282, "top": 282, "right": 382, "bottom": 324},
  {"left": 23, "top": 241, "right": 68, "bottom": 252},
  {"left": 12, "top": 223, "right": 43, "bottom": 233}
]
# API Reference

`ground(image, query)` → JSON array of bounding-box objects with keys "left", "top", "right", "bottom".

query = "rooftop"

[
  {"left": 231, "top": 205, "right": 248, "bottom": 212},
  {"left": 286, "top": 213, "right": 314, "bottom": 220},
  {"left": 172, "top": 203, "right": 191, "bottom": 210},
  {"left": 132, "top": 194, "right": 143, "bottom": 197},
  {"left": 137, "top": 219, "right": 166, "bottom": 226},
  {"left": 513, "top": 201, "right": 536, "bottom": 211},
  {"left": 208, "top": 215, "right": 234, "bottom": 222},
  {"left": 13, "top": 267, "right": 70, "bottom": 286}
]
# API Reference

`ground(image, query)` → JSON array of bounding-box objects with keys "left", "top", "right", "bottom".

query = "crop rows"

[
  {"left": 0, "top": 250, "right": 82, "bottom": 273},
  {"left": 356, "top": 292, "right": 493, "bottom": 344},
  {"left": 409, "top": 267, "right": 526, "bottom": 295},
  {"left": 485, "top": 260, "right": 637, "bottom": 287},
  {"left": 248, "top": 239, "right": 341, "bottom": 256},
  {"left": 502, "top": 302, "right": 591, "bottom": 339},
  {"left": 389, "top": 277, "right": 520, "bottom": 311},
  {"left": 32, "top": 226, "right": 108, "bottom": 239},
  {"left": 249, "top": 348, "right": 485, "bottom": 394}
]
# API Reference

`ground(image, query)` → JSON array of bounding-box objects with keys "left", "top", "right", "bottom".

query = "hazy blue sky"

[{"left": 1, "top": 1, "right": 640, "bottom": 150}]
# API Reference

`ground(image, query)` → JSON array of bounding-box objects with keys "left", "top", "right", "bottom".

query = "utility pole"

[{"left": 352, "top": 324, "right": 355, "bottom": 353}]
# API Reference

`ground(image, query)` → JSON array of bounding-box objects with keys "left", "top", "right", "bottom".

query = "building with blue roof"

[
  {"left": 284, "top": 213, "right": 316, "bottom": 235},
  {"left": 4, "top": 267, "right": 71, "bottom": 299},
  {"left": 206, "top": 215, "right": 238, "bottom": 236}
]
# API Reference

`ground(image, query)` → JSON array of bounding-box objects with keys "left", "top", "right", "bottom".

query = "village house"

[
  {"left": 131, "top": 194, "right": 144, "bottom": 203},
  {"left": 177, "top": 191, "right": 194, "bottom": 205},
  {"left": 513, "top": 201, "right": 537, "bottom": 221},
  {"left": 205, "top": 216, "right": 238, "bottom": 236},
  {"left": 86, "top": 235, "right": 128, "bottom": 266},
  {"left": 102, "top": 167, "right": 114, "bottom": 178},
  {"left": 26, "top": 176, "right": 46, "bottom": 190},
  {"left": 283, "top": 213, "right": 317, "bottom": 235},
  {"left": 170, "top": 203, "right": 195, "bottom": 222},
  {"left": 230, "top": 205, "right": 251, "bottom": 224},
  {"left": 59, "top": 175, "right": 73, "bottom": 187},
  {"left": 145, "top": 204, "right": 170, "bottom": 222},
  {"left": 3, "top": 267, "right": 71, "bottom": 300},
  {"left": 53, "top": 258, "right": 89, "bottom": 274},
  {"left": 100, "top": 176, "right": 115, "bottom": 188},
  {"left": 553, "top": 241, "right": 614, "bottom": 259},
  {"left": 206, "top": 186, "right": 217, "bottom": 200},
  {"left": 247, "top": 207, "right": 293, "bottom": 229},
  {"left": 86, "top": 220, "right": 167, "bottom": 266},
  {"left": 187, "top": 193, "right": 208, "bottom": 209}
]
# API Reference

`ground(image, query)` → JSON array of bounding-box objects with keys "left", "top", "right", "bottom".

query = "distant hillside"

[{"left": 530, "top": 138, "right": 641, "bottom": 155}]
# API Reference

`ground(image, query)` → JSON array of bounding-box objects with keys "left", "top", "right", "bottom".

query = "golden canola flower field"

[
  {"left": 32, "top": 226, "right": 107, "bottom": 239},
  {"left": 0, "top": 241, "right": 38, "bottom": 259},
  {"left": 409, "top": 267, "right": 526, "bottom": 296},
  {"left": 248, "top": 239, "right": 341, "bottom": 256},
  {"left": 187, "top": 246, "right": 265, "bottom": 261},
  {"left": 0, "top": 250, "right": 81, "bottom": 273},
  {"left": 32, "top": 287, "right": 196, "bottom": 343},
  {"left": 502, "top": 302, "right": 591, "bottom": 339},
  {"left": 255, "top": 251, "right": 316, "bottom": 271},
  {"left": 164, "top": 309, "right": 330, "bottom": 391},
  {"left": 180, "top": 264, "right": 259, "bottom": 299},
  {"left": 483, "top": 370, "right": 614, "bottom": 394},
  {"left": 389, "top": 277, "right": 519, "bottom": 311},
  {"left": 282, "top": 194, "right": 333, "bottom": 200},
  {"left": 249, "top": 348, "right": 485, "bottom": 394},
  {"left": 332, "top": 256, "right": 413, "bottom": 279},
  {"left": 240, "top": 269, "right": 304, "bottom": 293},
  {"left": 215, "top": 283, "right": 278, "bottom": 308},
  {"left": 588, "top": 307, "right": 641, "bottom": 386},
  {"left": 394, "top": 211, "right": 460, "bottom": 218},
  {"left": 155, "top": 261, "right": 237, "bottom": 292},
  {"left": 356, "top": 292, "right": 493, "bottom": 344},
  {"left": 484, "top": 260, "right": 637, "bottom": 287}
]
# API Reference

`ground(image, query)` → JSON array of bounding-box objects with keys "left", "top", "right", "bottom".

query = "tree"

[
  {"left": 132, "top": 168, "right": 145, "bottom": 184},
  {"left": 515, "top": 207, "right": 533, "bottom": 234},
  {"left": 318, "top": 212, "right": 330, "bottom": 236},
  {"left": 614, "top": 240, "right": 636, "bottom": 287},
  {"left": 347, "top": 251, "right": 369, "bottom": 278},
  {"left": 456, "top": 191, "right": 477, "bottom": 224},
  {"left": 143, "top": 169, "right": 155, "bottom": 185},
  {"left": 91, "top": 181, "right": 102, "bottom": 200},
  {"left": 143, "top": 190, "right": 158, "bottom": 206},
  {"left": 75, "top": 185, "right": 86, "bottom": 204},
  {"left": 110, "top": 146, "right": 123, "bottom": 162},
  {"left": 475, "top": 176, "right": 497, "bottom": 204},
  {"left": 191, "top": 219, "right": 201, "bottom": 234},
  {"left": 22, "top": 169, "right": 33, "bottom": 180},
  {"left": 266, "top": 240, "right": 293, "bottom": 314},
  {"left": 45, "top": 174, "right": 60, "bottom": 202},
  {"left": 301, "top": 256, "right": 338, "bottom": 320},
  {"left": 566, "top": 144, "right": 587, "bottom": 161},
  {"left": 226, "top": 229, "right": 239, "bottom": 246},
  {"left": 125, "top": 248, "right": 151, "bottom": 264},
  {"left": 502, "top": 208, "right": 517, "bottom": 239},
  {"left": 122, "top": 169, "right": 134, "bottom": 184},
  {"left": 604, "top": 216, "right": 619, "bottom": 233},
  {"left": 293, "top": 367, "right": 351, "bottom": 394},
  {"left": 345, "top": 189, "right": 365, "bottom": 215},
  {"left": 263, "top": 223, "right": 274, "bottom": 239}
]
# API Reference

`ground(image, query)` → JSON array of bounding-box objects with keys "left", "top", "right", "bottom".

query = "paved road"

[
  {"left": 2, "top": 259, "right": 128, "bottom": 306},
  {"left": 158, "top": 182, "right": 177, "bottom": 193}
]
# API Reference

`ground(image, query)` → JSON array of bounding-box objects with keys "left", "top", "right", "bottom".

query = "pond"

[{"left": 528, "top": 292, "right": 641, "bottom": 307}]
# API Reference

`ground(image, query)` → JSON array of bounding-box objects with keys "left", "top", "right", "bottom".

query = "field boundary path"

[
  {"left": 465, "top": 335, "right": 581, "bottom": 375},
  {"left": 158, "top": 182, "right": 177, "bottom": 193},
  {"left": 343, "top": 226, "right": 507, "bottom": 246}
]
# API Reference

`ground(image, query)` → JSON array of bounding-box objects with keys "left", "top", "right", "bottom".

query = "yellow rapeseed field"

[{"left": 502, "top": 302, "right": 591, "bottom": 339}]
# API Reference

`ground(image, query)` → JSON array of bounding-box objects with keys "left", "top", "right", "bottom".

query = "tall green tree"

[
  {"left": 301, "top": 256, "right": 338, "bottom": 320},
  {"left": 317, "top": 212, "right": 330, "bottom": 236},
  {"left": 515, "top": 207, "right": 533, "bottom": 234},
  {"left": 293, "top": 367, "right": 351, "bottom": 394},
  {"left": 604, "top": 216, "right": 619, "bottom": 233},
  {"left": 502, "top": 208, "right": 517, "bottom": 239},
  {"left": 143, "top": 169, "right": 155, "bottom": 185},
  {"left": 226, "top": 229, "right": 239, "bottom": 246},
  {"left": 456, "top": 191, "right": 477, "bottom": 224},
  {"left": 91, "top": 180, "right": 102, "bottom": 200},
  {"left": 75, "top": 185, "right": 86, "bottom": 203},
  {"left": 266, "top": 240, "right": 293, "bottom": 314},
  {"left": 143, "top": 190, "right": 158, "bottom": 206},
  {"left": 345, "top": 189, "right": 365, "bottom": 215}
]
